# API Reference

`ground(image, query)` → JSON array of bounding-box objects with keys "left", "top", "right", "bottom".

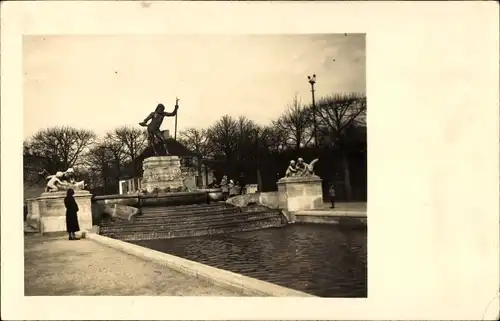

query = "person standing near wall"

[
  {"left": 220, "top": 175, "right": 229, "bottom": 200},
  {"left": 329, "top": 183, "right": 336, "bottom": 209},
  {"left": 64, "top": 188, "right": 80, "bottom": 240},
  {"left": 239, "top": 173, "right": 246, "bottom": 195}
]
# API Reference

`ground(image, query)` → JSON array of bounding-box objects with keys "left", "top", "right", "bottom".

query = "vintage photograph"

[{"left": 23, "top": 34, "right": 367, "bottom": 297}]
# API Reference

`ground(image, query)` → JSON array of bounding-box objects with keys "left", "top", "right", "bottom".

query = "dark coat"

[{"left": 64, "top": 196, "right": 80, "bottom": 233}]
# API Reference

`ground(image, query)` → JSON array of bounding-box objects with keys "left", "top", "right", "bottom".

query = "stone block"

[
  {"left": 141, "top": 156, "right": 185, "bottom": 193},
  {"left": 276, "top": 175, "right": 323, "bottom": 212},
  {"left": 37, "top": 190, "right": 93, "bottom": 233},
  {"left": 259, "top": 192, "right": 280, "bottom": 209},
  {"left": 246, "top": 184, "right": 258, "bottom": 194},
  {"left": 26, "top": 198, "right": 40, "bottom": 230}
]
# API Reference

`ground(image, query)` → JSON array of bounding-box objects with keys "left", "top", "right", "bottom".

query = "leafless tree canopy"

[
  {"left": 178, "top": 127, "right": 210, "bottom": 157},
  {"left": 206, "top": 115, "right": 239, "bottom": 159},
  {"left": 273, "top": 93, "right": 313, "bottom": 149},
  {"left": 83, "top": 142, "right": 114, "bottom": 189},
  {"left": 111, "top": 126, "right": 147, "bottom": 163},
  {"left": 315, "top": 92, "right": 367, "bottom": 146},
  {"left": 108, "top": 126, "right": 148, "bottom": 176},
  {"left": 24, "top": 126, "right": 96, "bottom": 170}
]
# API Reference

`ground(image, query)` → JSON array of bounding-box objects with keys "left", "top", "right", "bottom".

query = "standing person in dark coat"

[
  {"left": 329, "top": 183, "right": 336, "bottom": 209},
  {"left": 239, "top": 173, "right": 246, "bottom": 195},
  {"left": 64, "top": 189, "right": 80, "bottom": 240}
]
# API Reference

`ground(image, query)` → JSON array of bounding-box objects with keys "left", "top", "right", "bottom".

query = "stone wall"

[{"left": 25, "top": 198, "right": 40, "bottom": 230}]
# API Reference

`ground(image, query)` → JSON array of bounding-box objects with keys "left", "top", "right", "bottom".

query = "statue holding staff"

[{"left": 139, "top": 100, "right": 179, "bottom": 156}]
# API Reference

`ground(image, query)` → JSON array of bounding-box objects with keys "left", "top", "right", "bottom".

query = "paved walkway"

[
  {"left": 296, "top": 202, "right": 367, "bottom": 217},
  {"left": 321, "top": 202, "right": 367, "bottom": 211},
  {"left": 24, "top": 235, "right": 242, "bottom": 296}
]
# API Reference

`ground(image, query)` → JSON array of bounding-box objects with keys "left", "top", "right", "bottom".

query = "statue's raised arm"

[{"left": 160, "top": 104, "right": 179, "bottom": 117}]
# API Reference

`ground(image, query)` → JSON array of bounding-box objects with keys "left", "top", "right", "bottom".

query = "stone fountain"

[
  {"left": 276, "top": 157, "right": 323, "bottom": 211},
  {"left": 25, "top": 168, "right": 93, "bottom": 234}
]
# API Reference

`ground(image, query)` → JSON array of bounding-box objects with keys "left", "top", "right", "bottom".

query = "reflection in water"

[{"left": 132, "top": 224, "right": 367, "bottom": 297}]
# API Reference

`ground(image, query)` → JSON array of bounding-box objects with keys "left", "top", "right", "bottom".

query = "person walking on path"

[
  {"left": 64, "top": 188, "right": 80, "bottom": 240},
  {"left": 329, "top": 183, "right": 336, "bottom": 209}
]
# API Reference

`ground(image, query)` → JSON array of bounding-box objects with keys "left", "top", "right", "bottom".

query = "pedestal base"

[
  {"left": 37, "top": 190, "right": 93, "bottom": 233},
  {"left": 141, "top": 156, "right": 185, "bottom": 193},
  {"left": 277, "top": 175, "right": 323, "bottom": 211},
  {"left": 26, "top": 198, "right": 41, "bottom": 230}
]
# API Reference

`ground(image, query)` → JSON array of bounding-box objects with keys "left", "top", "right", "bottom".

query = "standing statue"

[
  {"left": 283, "top": 157, "right": 319, "bottom": 178},
  {"left": 43, "top": 168, "right": 85, "bottom": 192},
  {"left": 139, "top": 100, "right": 179, "bottom": 156}
]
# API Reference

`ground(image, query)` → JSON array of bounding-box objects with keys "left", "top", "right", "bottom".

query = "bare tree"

[
  {"left": 178, "top": 127, "right": 210, "bottom": 186},
  {"left": 24, "top": 126, "right": 96, "bottom": 171},
  {"left": 206, "top": 115, "right": 239, "bottom": 161},
  {"left": 273, "top": 93, "right": 313, "bottom": 150},
  {"left": 111, "top": 126, "right": 147, "bottom": 178},
  {"left": 83, "top": 142, "right": 114, "bottom": 191},
  {"left": 316, "top": 92, "right": 367, "bottom": 200},
  {"left": 245, "top": 125, "right": 272, "bottom": 191},
  {"left": 261, "top": 125, "right": 287, "bottom": 153},
  {"left": 178, "top": 127, "right": 210, "bottom": 156},
  {"left": 235, "top": 116, "right": 261, "bottom": 162},
  {"left": 104, "top": 133, "right": 127, "bottom": 183}
]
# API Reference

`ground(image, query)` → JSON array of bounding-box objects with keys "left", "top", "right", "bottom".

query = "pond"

[{"left": 132, "top": 223, "right": 367, "bottom": 297}]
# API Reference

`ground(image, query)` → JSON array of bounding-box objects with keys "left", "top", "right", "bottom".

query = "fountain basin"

[
  {"left": 198, "top": 188, "right": 224, "bottom": 202},
  {"left": 139, "top": 191, "right": 208, "bottom": 207},
  {"left": 94, "top": 194, "right": 140, "bottom": 206},
  {"left": 93, "top": 191, "right": 209, "bottom": 208}
]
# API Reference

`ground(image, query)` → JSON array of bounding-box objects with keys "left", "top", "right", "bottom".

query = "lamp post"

[{"left": 307, "top": 74, "right": 317, "bottom": 148}]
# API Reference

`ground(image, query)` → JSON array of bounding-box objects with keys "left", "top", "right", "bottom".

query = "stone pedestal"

[
  {"left": 37, "top": 190, "right": 93, "bottom": 233},
  {"left": 277, "top": 175, "right": 323, "bottom": 212},
  {"left": 26, "top": 198, "right": 41, "bottom": 230},
  {"left": 141, "top": 156, "right": 184, "bottom": 193}
]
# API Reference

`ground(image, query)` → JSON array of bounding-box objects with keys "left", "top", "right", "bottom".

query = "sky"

[{"left": 23, "top": 34, "right": 365, "bottom": 139}]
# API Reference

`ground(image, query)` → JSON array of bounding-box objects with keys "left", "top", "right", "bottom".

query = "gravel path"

[{"left": 24, "top": 235, "right": 243, "bottom": 296}]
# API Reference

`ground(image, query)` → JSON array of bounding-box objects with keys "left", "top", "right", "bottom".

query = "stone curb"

[
  {"left": 295, "top": 210, "right": 367, "bottom": 218},
  {"left": 84, "top": 232, "right": 315, "bottom": 297}
]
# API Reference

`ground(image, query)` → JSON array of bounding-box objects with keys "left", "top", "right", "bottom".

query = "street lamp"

[{"left": 307, "top": 74, "right": 317, "bottom": 148}]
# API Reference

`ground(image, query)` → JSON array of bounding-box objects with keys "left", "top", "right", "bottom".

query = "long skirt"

[{"left": 66, "top": 210, "right": 80, "bottom": 233}]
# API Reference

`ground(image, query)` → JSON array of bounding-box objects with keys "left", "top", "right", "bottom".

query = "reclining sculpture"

[{"left": 42, "top": 168, "right": 85, "bottom": 192}]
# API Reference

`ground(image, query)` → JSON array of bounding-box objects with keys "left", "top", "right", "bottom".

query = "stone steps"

[
  {"left": 102, "top": 208, "right": 245, "bottom": 226},
  {"left": 135, "top": 209, "right": 241, "bottom": 222},
  {"left": 98, "top": 202, "right": 286, "bottom": 241},
  {"left": 140, "top": 203, "right": 230, "bottom": 216},
  {"left": 138, "top": 206, "right": 239, "bottom": 218},
  {"left": 101, "top": 216, "right": 285, "bottom": 241},
  {"left": 100, "top": 211, "right": 282, "bottom": 233}
]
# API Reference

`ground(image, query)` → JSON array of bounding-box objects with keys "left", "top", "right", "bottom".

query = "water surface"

[{"left": 132, "top": 224, "right": 367, "bottom": 297}]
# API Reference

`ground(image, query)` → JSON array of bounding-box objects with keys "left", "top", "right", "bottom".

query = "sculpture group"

[
  {"left": 41, "top": 168, "right": 85, "bottom": 192},
  {"left": 285, "top": 157, "right": 319, "bottom": 178}
]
